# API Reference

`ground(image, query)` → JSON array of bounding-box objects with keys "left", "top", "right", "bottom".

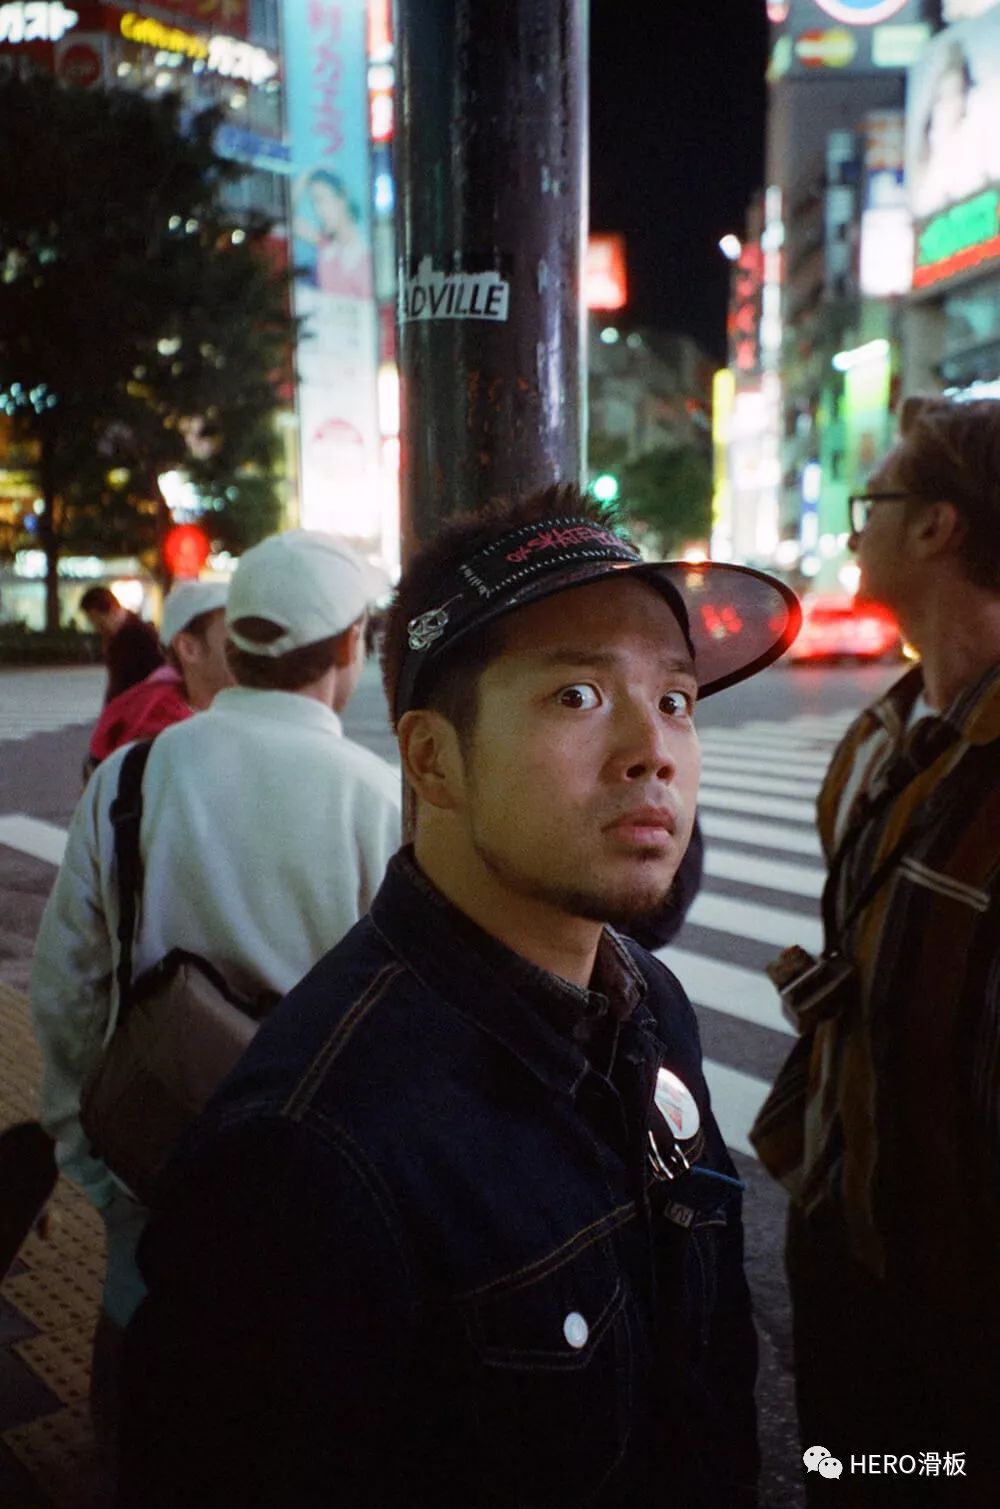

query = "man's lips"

[{"left": 604, "top": 805, "right": 678, "bottom": 839}]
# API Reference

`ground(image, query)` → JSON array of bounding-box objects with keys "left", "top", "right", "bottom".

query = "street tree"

[
  {"left": 0, "top": 76, "right": 293, "bottom": 629},
  {"left": 616, "top": 443, "right": 712, "bottom": 556}
]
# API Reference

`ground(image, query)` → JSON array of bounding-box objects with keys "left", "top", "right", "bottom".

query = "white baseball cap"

[
  {"left": 160, "top": 581, "right": 229, "bottom": 648},
  {"left": 226, "top": 530, "right": 373, "bottom": 657}
]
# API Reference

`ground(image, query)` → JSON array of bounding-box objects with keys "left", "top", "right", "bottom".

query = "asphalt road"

[{"left": 0, "top": 651, "right": 904, "bottom": 1508}]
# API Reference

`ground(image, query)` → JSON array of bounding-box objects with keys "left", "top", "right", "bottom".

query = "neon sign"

[
  {"left": 813, "top": 0, "right": 909, "bottom": 22},
  {"left": 913, "top": 190, "right": 1000, "bottom": 289},
  {"left": 119, "top": 12, "right": 277, "bottom": 85},
  {"left": 0, "top": 1, "right": 77, "bottom": 42}
]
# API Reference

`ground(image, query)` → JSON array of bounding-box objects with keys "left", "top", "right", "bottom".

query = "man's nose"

[
  {"left": 847, "top": 530, "right": 861, "bottom": 554},
  {"left": 613, "top": 699, "right": 677, "bottom": 782}
]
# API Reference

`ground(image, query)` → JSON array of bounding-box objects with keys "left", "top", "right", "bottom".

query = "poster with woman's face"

[{"left": 283, "top": 1, "right": 381, "bottom": 543}]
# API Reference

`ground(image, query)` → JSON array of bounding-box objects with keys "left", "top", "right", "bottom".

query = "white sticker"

[
  {"left": 653, "top": 1067, "right": 701, "bottom": 1142},
  {"left": 400, "top": 256, "right": 510, "bottom": 324}
]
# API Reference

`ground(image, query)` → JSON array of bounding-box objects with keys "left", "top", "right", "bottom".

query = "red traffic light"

[{"left": 163, "top": 523, "right": 211, "bottom": 579}]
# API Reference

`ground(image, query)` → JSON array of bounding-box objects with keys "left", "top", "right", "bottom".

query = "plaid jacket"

[{"left": 754, "top": 662, "right": 1000, "bottom": 1310}]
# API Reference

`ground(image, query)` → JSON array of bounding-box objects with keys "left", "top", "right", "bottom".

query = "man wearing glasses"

[{"left": 754, "top": 395, "right": 1000, "bottom": 1507}]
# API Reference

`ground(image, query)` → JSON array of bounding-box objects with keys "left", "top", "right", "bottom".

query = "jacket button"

[{"left": 563, "top": 1311, "right": 589, "bottom": 1349}]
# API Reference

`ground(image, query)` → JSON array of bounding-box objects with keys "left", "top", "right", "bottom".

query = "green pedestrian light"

[{"left": 591, "top": 473, "right": 619, "bottom": 503}]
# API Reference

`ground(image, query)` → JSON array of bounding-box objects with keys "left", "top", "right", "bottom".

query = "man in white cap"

[
  {"left": 85, "top": 580, "right": 232, "bottom": 774},
  {"left": 31, "top": 529, "right": 401, "bottom": 1465}
]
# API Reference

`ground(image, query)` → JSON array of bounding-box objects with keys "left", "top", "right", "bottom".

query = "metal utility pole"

[{"left": 394, "top": 0, "right": 588, "bottom": 557}]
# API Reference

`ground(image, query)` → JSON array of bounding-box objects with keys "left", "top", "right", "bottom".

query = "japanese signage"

[
  {"left": 0, "top": 2, "right": 77, "bottom": 43},
  {"left": 118, "top": 12, "right": 276, "bottom": 84},
  {"left": 282, "top": 0, "right": 381, "bottom": 543},
  {"left": 728, "top": 241, "right": 764, "bottom": 376}
]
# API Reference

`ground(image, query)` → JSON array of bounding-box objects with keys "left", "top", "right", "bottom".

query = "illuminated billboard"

[
  {"left": 859, "top": 111, "right": 913, "bottom": 296},
  {"left": 912, "top": 188, "right": 1000, "bottom": 289},
  {"left": 728, "top": 241, "right": 763, "bottom": 375},
  {"left": 769, "top": 0, "right": 928, "bottom": 77},
  {"left": 906, "top": 10, "right": 1000, "bottom": 229},
  {"left": 101, "top": 1, "right": 249, "bottom": 34},
  {"left": 585, "top": 235, "right": 627, "bottom": 311},
  {"left": 840, "top": 339, "right": 892, "bottom": 490},
  {"left": 813, "top": 0, "right": 909, "bottom": 21}
]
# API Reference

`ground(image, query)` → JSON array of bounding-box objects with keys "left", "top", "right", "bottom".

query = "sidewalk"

[{"left": 0, "top": 982, "right": 106, "bottom": 1509}]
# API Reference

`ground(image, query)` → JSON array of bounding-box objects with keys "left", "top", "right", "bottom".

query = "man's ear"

[
  {"left": 332, "top": 618, "right": 364, "bottom": 669},
  {"left": 913, "top": 499, "right": 965, "bottom": 559},
  {"left": 397, "top": 709, "right": 465, "bottom": 811},
  {"left": 170, "top": 630, "right": 196, "bottom": 669}
]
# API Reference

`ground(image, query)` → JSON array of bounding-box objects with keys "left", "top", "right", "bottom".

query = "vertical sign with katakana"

[{"left": 282, "top": 0, "right": 381, "bottom": 542}]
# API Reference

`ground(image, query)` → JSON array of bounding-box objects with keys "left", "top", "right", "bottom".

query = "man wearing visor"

[{"left": 119, "top": 486, "right": 800, "bottom": 1509}]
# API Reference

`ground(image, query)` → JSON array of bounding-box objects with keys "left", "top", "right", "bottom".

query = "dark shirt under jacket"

[
  {"left": 103, "top": 612, "right": 163, "bottom": 704},
  {"left": 119, "top": 850, "right": 759, "bottom": 1509}
]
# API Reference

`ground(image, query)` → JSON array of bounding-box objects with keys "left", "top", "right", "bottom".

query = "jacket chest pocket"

[{"left": 461, "top": 1236, "right": 632, "bottom": 1507}]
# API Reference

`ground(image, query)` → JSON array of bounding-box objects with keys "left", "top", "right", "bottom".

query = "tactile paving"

[
  {"left": 1, "top": 983, "right": 106, "bottom": 1505},
  {"left": 0, "top": 979, "right": 43, "bottom": 1121}
]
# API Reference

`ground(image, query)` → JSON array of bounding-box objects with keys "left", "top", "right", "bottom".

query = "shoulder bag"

[{"left": 80, "top": 739, "right": 276, "bottom": 1203}]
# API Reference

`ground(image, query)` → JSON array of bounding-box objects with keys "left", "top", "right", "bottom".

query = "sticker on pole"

[{"left": 400, "top": 256, "right": 510, "bottom": 324}]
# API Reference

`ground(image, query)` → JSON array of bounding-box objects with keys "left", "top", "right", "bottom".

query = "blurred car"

[{"left": 787, "top": 592, "right": 901, "bottom": 664}]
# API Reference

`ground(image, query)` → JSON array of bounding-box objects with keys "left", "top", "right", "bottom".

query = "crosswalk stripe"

[
  {"left": 701, "top": 732, "right": 838, "bottom": 758},
  {"left": 688, "top": 892, "right": 823, "bottom": 953},
  {"left": 703, "top": 846, "right": 824, "bottom": 898},
  {"left": 701, "top": 747, "right": 830, "bottom": 775},
  {"left": 698, "top": 784, "right": 816, "bottom": 823},
  {"left": 758, "top": 715, "right": 855, "bottom": 732},
  {"left": 699, "top": 811, "right": 823, "bottom": 858},
  {"left": 703, "top": 1059, "right": 769, "bottom": 1157},
  {"left": 695, "top": 768, "right": 821, "bottom": 799},
  {"left": 663, "top": 948, "right": 792, "bottom": 1036},
  {"left": 0, "top": 815, "right": 68, "bottom": 866}
]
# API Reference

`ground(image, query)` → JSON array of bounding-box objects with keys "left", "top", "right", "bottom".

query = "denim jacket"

[{"left": 121, "top": 851, "right": 759, "bottom": 1509}]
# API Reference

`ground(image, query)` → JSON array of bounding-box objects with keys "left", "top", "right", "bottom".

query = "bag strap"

[{"left": 110, "top": 739, "right": 155, "bottom": 1024}]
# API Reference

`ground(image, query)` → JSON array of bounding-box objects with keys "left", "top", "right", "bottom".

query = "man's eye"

[
  {"left": 557, "top": 684, "right": 601, "bottom": 710},
  {"left": 659, "top": 690, "right": 694, "bottom": 718}
]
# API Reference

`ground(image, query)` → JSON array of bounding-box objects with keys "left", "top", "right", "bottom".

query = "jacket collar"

[
  {"left": 369, "top": 849, "right": 655, "bottom": 1097},
  {"left": 868, "top": 660, "right": 1000, "bottom": 748},
  {"left": 209, "top": 686, "right": 343, "bottom": 736}
]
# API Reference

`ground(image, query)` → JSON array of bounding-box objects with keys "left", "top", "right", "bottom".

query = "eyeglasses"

[{"left": 848, "top": 491, "right": 914, "bottom": 535}]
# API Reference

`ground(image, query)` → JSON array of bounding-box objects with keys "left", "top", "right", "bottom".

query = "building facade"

[
  {"left": 721, "top": 0, "right": 937, "bottom": 589},
  {"left": 0, "top": 0, "right": 396, "bottom": 627}
]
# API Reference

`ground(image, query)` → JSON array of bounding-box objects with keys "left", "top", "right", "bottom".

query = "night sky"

[{"left": 589, "top": 0, "right": 769, "bottom": 363}]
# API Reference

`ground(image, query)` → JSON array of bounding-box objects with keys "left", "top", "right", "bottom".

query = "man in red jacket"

[{"left": 87, "top": 581, "right": 231, "bottom": 771}]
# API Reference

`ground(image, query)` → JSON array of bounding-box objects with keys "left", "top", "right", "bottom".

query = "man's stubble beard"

[{"left": 470, "top": 829, "right": 677, "bottom": 931}]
